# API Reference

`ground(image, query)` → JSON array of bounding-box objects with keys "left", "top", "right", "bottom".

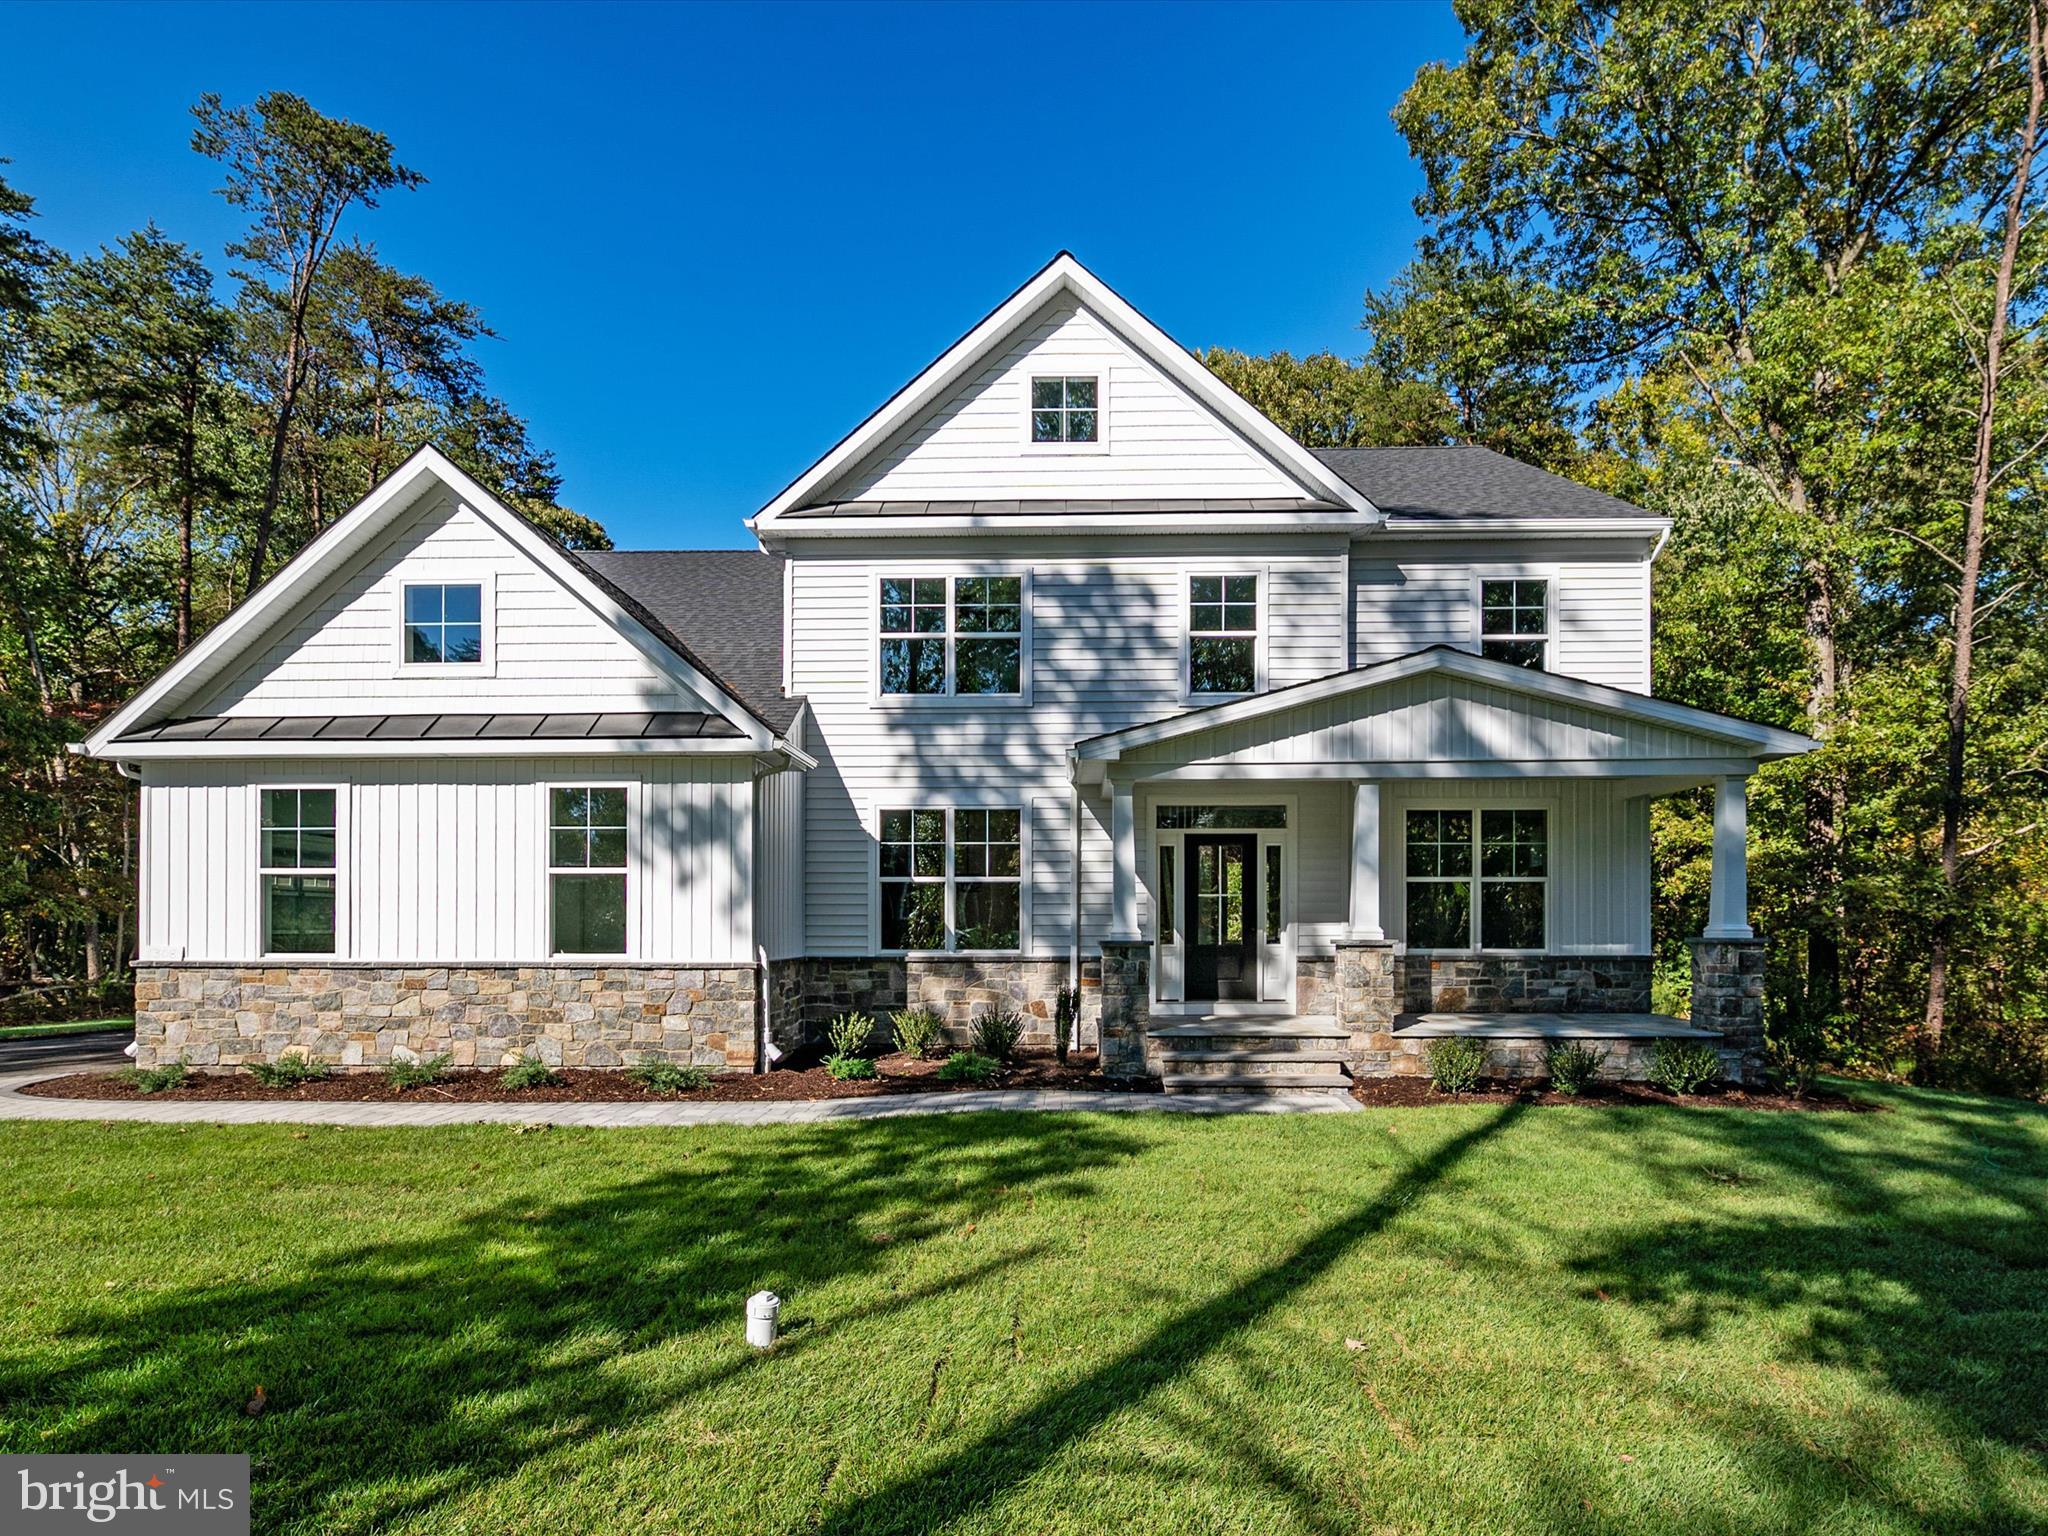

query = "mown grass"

[
  {"left": 0, "top": 1017, "right": 133, "bottom": 1040},
  {"left": 1, "top": 1082, "right": 2043, "bottom": 1535}
]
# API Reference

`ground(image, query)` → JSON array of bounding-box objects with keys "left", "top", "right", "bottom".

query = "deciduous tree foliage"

[{"left": 0, "top": 99, "right": 604, "bottom": 1008}]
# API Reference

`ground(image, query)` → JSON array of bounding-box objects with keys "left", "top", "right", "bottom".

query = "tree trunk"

[{"left": 1923, "top": 1, "right": 2044, "bottom": 1055}]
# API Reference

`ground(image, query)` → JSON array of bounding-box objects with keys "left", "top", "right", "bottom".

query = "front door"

[{"left": 1184, "top": 834, "right": 1258, "bottom": 1002}]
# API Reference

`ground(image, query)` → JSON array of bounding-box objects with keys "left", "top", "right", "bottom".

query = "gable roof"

[
  {"left": 577, "top": 549, "right": 800, "bottom": 732},
  {"left": 1074, "top": 645, "right": 1816, "bottom": 767},
  {"left": 750, "top": 252, "right": 1380, "bottom": 531},
  {"left": 1311, "top": 446, "right": 1661, "bottom": 523},
  {"left": 80, "top": 446, "right": 787, "bottom": 758}
]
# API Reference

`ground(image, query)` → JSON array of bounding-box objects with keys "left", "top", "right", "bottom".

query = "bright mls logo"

[{"left": 4, "top": 1456, "right": 248, "bottom": 1534}]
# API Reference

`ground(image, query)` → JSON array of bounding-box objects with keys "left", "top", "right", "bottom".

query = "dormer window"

[
  {"left": 1030, "top": 376, "right": 1098, "bottom": 443},
  {"left": 403, "top": 582, "right": 484, "bottom": 665}
]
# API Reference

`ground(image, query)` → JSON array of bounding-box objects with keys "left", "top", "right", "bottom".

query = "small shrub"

[
  {"left": 1424, "top": 1036, "right": 1487, "bottom": 1095},
  {"left": 826, "top": 1010, "right": 875, "bottom": 1059},
  {"left": 119, "top": 1060, "right": 188, "bottom": 1094},
  {"left": 1544, "top": 1040, "right": 1605, "bottom": 1096},
  {"left": 971, "top": 1009, "right": 1025, "bottom": 1062},
  {"left": 501, "top": 1059, "right": 563, "bottom": 1090},
  {"left": 248, "top": 1056, "right": 331, "bottom": 1087},
  {"left": 937, "top": 1051, "right": 1000, "bottom": 1084},
  {"left": 825, "top": 1053, "right": 878, "bottom": 1080},
  {"left": 1646, "top": 1038, "right": 1722, "bottom": 1095},
  {"left": 383, "top": 1054, "right": 452, "bottom": 1090},
  {"left": 889, "top": 1006, "right": 944, "bottom": 1059},
  {"left": 1054, "top": 985, "right": 1080, "bottom": 1064},
  {"left": 628, "top": 1061, "right": 711, "bottom": 1095}
]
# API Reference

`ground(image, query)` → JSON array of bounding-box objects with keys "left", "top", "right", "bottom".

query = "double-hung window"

[
  {"left": 878, "top": 576, "right": 1024, "bottom": 697},
  {"left": 261, "top": 788, "right": 337, "bottom": 955},
  {"left": 403, "top": 582, "right": 485, "bottom": 665},
  {"left": 1404, "top": 808, "right": 1548, "bottom": 951},
  {"left": 550, "top": 787, "right": 629, "bottom": 955},
  {"left": 1479, "top": 579, "right": 1550, "bottom": 670},
  {"left": 1188, "top": 574, "right": 1258, "bottom": 695},
  {"left": 879, "top": 807, "right": 1022, "bottom": 951}
]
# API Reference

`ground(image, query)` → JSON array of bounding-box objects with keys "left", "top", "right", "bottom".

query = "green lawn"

[
  {"left": 0, "top": 1017, "right": 133, "bottom": 1040},
  {"left": 2, "top": 1085, "right": 2043, "bottom": 1535}
]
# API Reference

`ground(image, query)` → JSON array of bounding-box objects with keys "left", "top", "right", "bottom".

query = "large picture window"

[
  {"left": 879, "top": 807, "right": 1022, "bottom": 951},
  {"left": 879, "top": 575, "right": 1024, "bottom": 697},
  {"left": 1188, "top": 574, "right": 1258, "bottom": 695},
  {"left": 1404, "top": 808, "right": 1547, "bottom": 951},
  {"left": 550, "top": 786, "right": 628, "bottom": 955},
  {"left": 1479, "top": 579, "right": 1550, "bottom": 670},
  {"left": 261, "top": 788, "right": 337, "bottom": 955}
]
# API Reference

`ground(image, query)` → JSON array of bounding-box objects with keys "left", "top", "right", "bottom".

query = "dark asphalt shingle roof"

[
  {"left": 1309, "top": 446, "right": 1657, "bottom": 522},
  {"left": 577, "top": 549, "right": 802, "bottom": 733}
]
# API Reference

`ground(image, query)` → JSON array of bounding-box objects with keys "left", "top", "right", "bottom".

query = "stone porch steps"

[
  {"left": 1161, "top": 1071, "right": 1353, "bottom": 1095},
  {"left": 1149, "top": 1015, "right": 1352, "bottom": 1097}
]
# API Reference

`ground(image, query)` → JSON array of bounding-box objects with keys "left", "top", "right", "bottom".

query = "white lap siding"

[
  {"left": 789, "top": 534, "right": 1352, "bottom": 954},
  {"left": 137, "top": 755, "right": 754, "bottom": 964}
]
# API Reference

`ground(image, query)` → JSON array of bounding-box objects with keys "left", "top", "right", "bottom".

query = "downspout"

[{"left": 1069, "top": 766, "right": 1083, "bottom": 1057}]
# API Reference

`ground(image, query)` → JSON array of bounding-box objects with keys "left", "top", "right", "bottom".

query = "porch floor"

[{"left": 1394, "top": 1012, "right": 1715, "bottom": 1039}]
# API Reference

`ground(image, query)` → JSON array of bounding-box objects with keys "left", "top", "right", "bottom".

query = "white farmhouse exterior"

[{"left": 81, "top": 254, "right": 1812, "bottom": 1090}]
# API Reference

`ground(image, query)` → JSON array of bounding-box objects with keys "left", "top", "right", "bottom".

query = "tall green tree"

[{"left": 1201, "top": 347, "right": 1453, "bottom": 448}]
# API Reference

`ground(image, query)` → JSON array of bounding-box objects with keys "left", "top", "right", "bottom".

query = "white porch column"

[
  {"left": 1346, "top": 780, "right": 1385, "bottom": 941},
  {"left": 1703, "top": 773, "right": 1754, "bottom": 940},
  {"left": 1108, "top": 781, "right": 1140, "bottom": 942}
]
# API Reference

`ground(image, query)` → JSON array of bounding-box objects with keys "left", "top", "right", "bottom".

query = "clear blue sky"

[{"left": 1, "top": 0, "right": 1466, "bottom": 549}]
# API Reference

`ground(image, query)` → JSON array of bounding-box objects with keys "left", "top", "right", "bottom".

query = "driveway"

[{"left": 0, "top": 1027, "right": 133, "bottom": 1076}]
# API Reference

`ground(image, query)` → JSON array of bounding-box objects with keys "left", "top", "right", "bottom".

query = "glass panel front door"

[{"left": 1184, "top": 834, "right": 1258, "bottom": 1001}]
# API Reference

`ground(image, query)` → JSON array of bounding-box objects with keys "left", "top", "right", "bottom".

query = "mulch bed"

[
  {"left": 1349, "top": 1075, "right": 1875, "bottom": 1113},
  {"left": 20, "top": 1049, "right": 1159, "bottom": 1104}
]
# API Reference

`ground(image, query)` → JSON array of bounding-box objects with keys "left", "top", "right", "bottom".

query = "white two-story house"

[{"left": 81, "top": 255, "right": 1812, "bottom": 1091}]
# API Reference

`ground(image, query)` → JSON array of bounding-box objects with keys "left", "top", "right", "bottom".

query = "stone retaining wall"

[
  {"left": 1396, "top": 954, "right": 1653, "bottom": 1014},
  {"left": 133, "top": 964, "right": 758, "bottom": 1072},
  {"left": 764, "top": 956, "right": 1099, "bottom": 1056}
]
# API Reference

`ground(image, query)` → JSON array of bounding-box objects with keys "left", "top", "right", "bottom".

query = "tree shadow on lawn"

[
  {"left": 0, "top": 1112, "right": 1143, "bottom": 1533},
  {"left": 1538, "top": 1092, "right": 2048, "bottom": 1533}
]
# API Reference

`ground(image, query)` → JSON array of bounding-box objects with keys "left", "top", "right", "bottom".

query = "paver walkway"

[{"left": 0, "top": 1069, "right": 1358, "bottom": 1127}]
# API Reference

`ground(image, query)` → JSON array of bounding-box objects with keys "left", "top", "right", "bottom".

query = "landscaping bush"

[
  {"left": 1424, "top": 1036, "right": 1486, "bottom": 1095},
  {"left": 119, "top": 1060, "right": 187, "bottom": 1094},
  {"left": 1646, "top": 1038, "right": 1722, "bottom": 1095},
  {"left": 382, "top": 1054, "right": 452, "bottom": 1090},
  {"left": 628, "top": 1061, "right": 710, "bottom": 1094},
  {"left": 937, "top": 1051, "right": 1000, "bottom": 1084},
  {"left": 971, "top": 1009, "right": 1024, "bottom": 1062},
  {"left": 825, "top": 1053, "right": 878, "bottom": 1081},
  {"left": 827, "top": 1010, "right": 875, "bottom": 1059},
  {"left": 1054, "top": 986, "right": 1080, "bottom": 1064},
  {"left": 248, "top": 1056, "right": 331, "bottom": 1087},
  {"left": 888, "top": 1006, "right": 944, "bottom": 1059},
  {"left": 501, "top": 1059, "right": 563, "bottom": 1090},
  {"left": 1544, "top": 1041, "right": 1605, "bottom": 1095}
]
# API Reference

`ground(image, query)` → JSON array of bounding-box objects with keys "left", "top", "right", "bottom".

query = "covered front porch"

[{"left": 1071, "top": 648, "right": 1815, "bottom": 1088}]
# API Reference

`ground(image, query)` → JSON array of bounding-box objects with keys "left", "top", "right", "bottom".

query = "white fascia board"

[
  {"left": 102, "top": 736, "right": 780, "bottom": 763},
  {"left": 1074, "top": 647, "right": 1818, "bottom": 762},
  {"left": 761, "top": 510, "right": 1371, "bottom": 543},
  {"left": 1370, "top": 516, "right": 1672, "bottom": 540},
  {"left": 749, "top": 253, "right": 1380, "bottom": 531},
  {"left": 83, "top": 445, "right": 773, "bottom": 758}
]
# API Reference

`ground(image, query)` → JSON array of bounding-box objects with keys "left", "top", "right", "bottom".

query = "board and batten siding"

[
  {"left": 1351, "top": 537, "right": 1653, "bottom": 693},
  {"left": 192, "top": 484, "right": 722, "bottom": 718},
  {"left": 824, "top": 299, "right": 1308, "bottom": 505},
  {"left": 137, "top": 756, "right": 754, "bottom": 964},
  {"left": 754, "top": 715, "right": 808, "bottom": 962},
  {"left": 788, "top": 535, "right": 1352, "bottom": 955}
]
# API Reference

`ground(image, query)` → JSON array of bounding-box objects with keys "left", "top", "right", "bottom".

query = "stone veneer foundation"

[
  {"left": 1396, "top": 954, "right": 1653, "bottom": 1014},
  {"left": 133, "top": 964, "right": 758, "bottom": 1072},
  {"left": 764, "top": 956, "right": 1099, "bottom": 1057}
]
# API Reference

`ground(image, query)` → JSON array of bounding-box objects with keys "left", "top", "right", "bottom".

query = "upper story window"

[
  {"left": 1479, "top": 579, "right": 1549, "bottom": 670},
  {"left": 1188, "top": 574, "right": 1258, "bottom": 696},
  {"left": 879, "top": 575, "right": 1024, "bottom": 697},
  {"left": 1031, "top": 376, "right": 1098, "bottom": 443},
  {"left": 404, "top": 582, "right": 484, "bottom": 665},
  {"left": 260, "top": 787, "right": 337, "bottom": 955}
]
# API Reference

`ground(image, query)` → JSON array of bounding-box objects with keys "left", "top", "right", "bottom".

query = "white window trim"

[
  {"left": 870, "top": 802, "right": 1030, "bottom": 957},
  {"left": 1469, "top": 567, "right": 1557, "bottom": 674},
  {"left": 393, "top": 572, "right": 497, "bottom": 678},
  {"left": 871, "top": 569, "right": 1034, "bottom": 708},
  {"left": 1398, "top": 803, "right": 1551, "bottom": 955},
  {"left": 1182, "top": 565, "right": 1268, "bottom": 704},
  {"left": 1022, "top": 368, "right": 1110, "bottom": 455},
  {"left": 252, "top": 779, "right": 348, "bottom": 960},
  {"left": 543, "top": 779, "right": 637, "bottom": 960}
]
